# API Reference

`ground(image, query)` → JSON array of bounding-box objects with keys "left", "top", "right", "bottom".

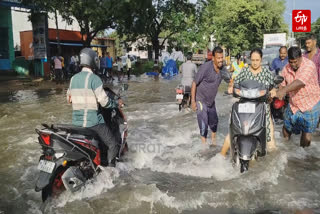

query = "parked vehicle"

[{"left": 263, "top": 33, "right": 286, "bottom": 49}]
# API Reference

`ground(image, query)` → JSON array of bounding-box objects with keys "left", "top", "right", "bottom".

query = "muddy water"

[{"left": 0, "top": 75, "right": 320, "bottom": 214}]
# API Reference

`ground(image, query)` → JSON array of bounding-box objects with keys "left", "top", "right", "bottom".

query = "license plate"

[
  {"left": 38, "top": 160, "right": 55, "bottom": 174},
  {"left": 176, "top": 94, "right": 183, "bottom": 100},
  {"left": 238, "top": 103, "right": 255, "bottom": 113}
]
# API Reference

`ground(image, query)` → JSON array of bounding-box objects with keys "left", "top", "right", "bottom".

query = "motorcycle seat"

[{"left": 53, "top": 124, "right": 99, "bottom": 138}]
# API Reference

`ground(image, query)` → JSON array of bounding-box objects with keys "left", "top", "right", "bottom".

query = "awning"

[
  {"left": 0, "top": 0, "right": 33, "bottom": 9},
  {"left": 49, "top": 42, "right": 108, "bottom": 48}
]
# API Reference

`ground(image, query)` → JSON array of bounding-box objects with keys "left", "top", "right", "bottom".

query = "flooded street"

[{"left": 1, "top": 76, "right": 320, "bottom": 214}]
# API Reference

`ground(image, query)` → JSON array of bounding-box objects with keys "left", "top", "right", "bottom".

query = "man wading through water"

[{"left": 191, "top": 46, "right": 231, "bottom": 146}]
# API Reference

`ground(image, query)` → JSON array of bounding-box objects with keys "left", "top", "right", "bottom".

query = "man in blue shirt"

[
  {"left": 270, "top": 46, "right": 288, "bottom": 75},
  {"left": 191, "top": 46, "right": 231, "bottom": 146}
]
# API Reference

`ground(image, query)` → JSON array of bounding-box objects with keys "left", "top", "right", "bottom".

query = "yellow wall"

[{"left": 92, "top": 38, "right": 116, "bottom": 59}]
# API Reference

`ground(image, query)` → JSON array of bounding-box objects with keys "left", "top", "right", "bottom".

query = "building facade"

[{"left": 0, "top": 5, "right": 15, "bottom": 71}]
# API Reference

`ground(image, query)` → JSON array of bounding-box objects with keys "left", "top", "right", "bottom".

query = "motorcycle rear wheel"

[{"left": 42, "top": 167, "right": 67, "bottom": 202}]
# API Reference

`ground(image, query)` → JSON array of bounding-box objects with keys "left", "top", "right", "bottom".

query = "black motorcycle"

[
  {"left": 35, "top": 86, "right": 128, "bottom": 202},
  {"left": 229, "top": 76, "right": 284, "bottom": 173}
]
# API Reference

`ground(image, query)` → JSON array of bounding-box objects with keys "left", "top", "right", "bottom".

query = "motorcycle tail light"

[
  {"left": 44, "top": 155, "right": 52, "bottom": 160},
  {"left": 41, "top": 134, "right": 51, "bottom": 146}
]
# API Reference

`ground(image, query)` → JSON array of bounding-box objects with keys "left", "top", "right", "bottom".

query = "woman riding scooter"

[{"left": 221, "top": 48, "right": 277, "bottom": 158}]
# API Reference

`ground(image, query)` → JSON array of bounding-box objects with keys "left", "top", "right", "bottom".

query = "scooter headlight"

[{"left": 240, "top": 89, "right": 259, "bottom": 98}]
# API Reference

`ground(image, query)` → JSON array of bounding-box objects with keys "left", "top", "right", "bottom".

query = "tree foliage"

[
  {"left": 22, "top": 0, "right": 290, "bottom": 58},
  {"left": 23, "top": 0, "right": 122, "bottom": 47},
  {"left": 116, "top": 0, "right": 195, "bottom": 60},
  {"left": 108, "top": 31, "right": 124, "bottom": 56},
  {"left": 168, "top": 1, "right": 210, "bottom": 53},
  {"left": 207, "top": 0, "right": 288, "bottom": 55}
]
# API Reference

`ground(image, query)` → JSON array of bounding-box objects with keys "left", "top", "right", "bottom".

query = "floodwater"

[{"left": 0, "top": 74, "right": 320, "bottom": 214}]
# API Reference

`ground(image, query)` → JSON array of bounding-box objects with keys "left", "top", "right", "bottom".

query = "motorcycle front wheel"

[{"left": 240, "top": 159, "right": 249, "bottom": 173}]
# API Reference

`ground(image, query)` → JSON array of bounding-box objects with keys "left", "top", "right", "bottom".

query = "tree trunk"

[
  {"left": 54, "top": 10, "right": 61, "bottom": 55},
  {"left": 152, "top": 38, "right": 160, "bottom": 60},
  {"left": 82, "top": 20, "right": 92, "bottom": 47},
  {"left": 84, "top": 36, "right": 92, "bottom": 47}
]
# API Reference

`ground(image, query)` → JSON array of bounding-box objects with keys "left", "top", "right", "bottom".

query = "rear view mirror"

[{"left": 274, "top": 75, "right": 284, "bottom": 85}]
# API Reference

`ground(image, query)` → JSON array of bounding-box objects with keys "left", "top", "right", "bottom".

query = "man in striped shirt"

[
  {"left": 67, "top": 48, "right": 122, "bottom": 167},
  {"left": 277, "top": 47, "right": 320, "bottom": 148}
]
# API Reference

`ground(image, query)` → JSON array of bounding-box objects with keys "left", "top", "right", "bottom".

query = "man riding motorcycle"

[
  {"left": 177, "top": 53, "right": 197, "bottom": 109},
  {"left": 67, "top": 48, "right": 123, "bottom": 167},
  {"left": 180, "top": 53, "right": 198, "bottom": 93}
]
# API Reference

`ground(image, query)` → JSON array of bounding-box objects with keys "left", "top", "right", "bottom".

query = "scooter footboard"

[{"left": 237, "top": 136, "right": 257, "bottom": 160}]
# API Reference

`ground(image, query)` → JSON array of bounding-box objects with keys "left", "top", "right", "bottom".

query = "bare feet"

[
  {"left": 220, "top": 134, "right": 231, "bottom": 157},
  {"left": 267, "top": 144, "right": 277, "bottom": 152},
  {"left": 211, "top": 132, "right": 217, "bottom": 147},
  {"left": 300, "top": 132, "right": 311, "bottom": 148},
  {"left": 282, "top": 126, "right": 291, "bottom": 141},
  {"left": 201, "top": 136, "right": 206, "bottom": 144}
]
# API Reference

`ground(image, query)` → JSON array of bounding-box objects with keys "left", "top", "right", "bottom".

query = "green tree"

[
  {"left": 116, "top": 0, "right": 195, "bottom": 60},
  {"left": 23, "top": 0, "right": 122, "bottom": 47},
  {"left": 108, "top": 31, "right": 124, "bottom": 57},
  {"left": 58, "top": 0, "right": 122, "bottom": 47},
  {"left": 168, "top": 1, "right": 210, "bottom": 54},
  {"left": 205, "top": 0, "right": 288, "bottom": 55}
]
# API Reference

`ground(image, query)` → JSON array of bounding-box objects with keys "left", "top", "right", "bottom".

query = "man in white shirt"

[{"left": 126, "top": 55, "right": 132, "bottom": 80}]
